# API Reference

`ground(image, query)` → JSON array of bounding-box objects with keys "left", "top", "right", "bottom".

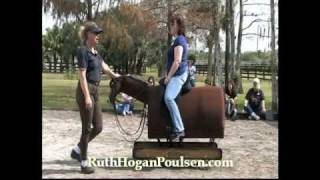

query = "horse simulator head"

[
  {"left": 109, "top": 76, "right": 123, "bottom": 105},
  {"left": 109, "top": 75, "right": 150, "bottom": 104}
]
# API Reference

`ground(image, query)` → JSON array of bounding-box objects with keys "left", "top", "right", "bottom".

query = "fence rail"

[
  {"left": 43, "top": 62, "right": 277, "bottom": 80},
  {"left": 42, "top": 62, "right": 146, "bottom": 74},
  {"left": 195, "top": 64, "right": 277, "bottom": 80}
]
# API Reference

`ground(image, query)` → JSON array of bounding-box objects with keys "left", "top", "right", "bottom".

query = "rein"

[
  {"left": 109, "top": 76, "right": 149, "bottom": 142},
  {"left": 111, "top": 103, "right": 147, "bottom": 142}
]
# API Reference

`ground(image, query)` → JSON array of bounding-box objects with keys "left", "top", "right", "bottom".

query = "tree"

[
  {"left": 188, "top": 53, "right": 196, "bottom": 61},
  {"left": 224, "top": 0, "right": 231, "bottom": 87},
  {"left": 212, "top": 0, "right": 223, "bottom": 86},
  {"left": 234, "top": 0, "right": 271, "bottom": 93},
  {"left": 229, "top": 0, "right": 236, "bottom": 80},
  {"left": 270, "top": 0, "right": 278, "bottom": 112},
  {"left": 43, "top": 0, "right": 106, "bottom": 22},
  {"left": 59, "top": 22, "right": 81, "bottom": 72},
  {"left": 97, "top": 3, "right": 157, "bottom": 74},
  {"left": 141, "top": 0, "right": 194, "bottom": 77},
  {"left": 43, "top": 21, "right": 81, "bottom": 73},
  {"left": 43, "top": 25, "right": 62, "bottom": 73},
  {"left": 235, "top": 0, "right": 244, "bottom": 93},
  {"left": 186, "top": 0, "right": 224, "bottom": 86},
  {"left": 139, "top": 0, "right": 167, "bottom": 77}
]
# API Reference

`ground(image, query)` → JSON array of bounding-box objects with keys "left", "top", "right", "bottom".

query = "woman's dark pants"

[{"left": 76, "top": 82, "right": 103, "bottom": 161}]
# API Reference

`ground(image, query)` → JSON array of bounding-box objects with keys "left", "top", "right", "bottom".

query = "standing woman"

[
  {"left": 164, "top": 14, "right": 189, "bottom": 141},
  {"left": 70, "top": 21, "right": 120, "bottom": 174}
]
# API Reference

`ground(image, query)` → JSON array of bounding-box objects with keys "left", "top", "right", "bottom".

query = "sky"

[
  {"left": 42, "top": 8, "right": 55, "bottom": 34},
  {"left": 42, "top": 0, "right": 278, "bottom": 52},
  {"left": 234, "top": 0, "right": 279, "bottom": 52}
]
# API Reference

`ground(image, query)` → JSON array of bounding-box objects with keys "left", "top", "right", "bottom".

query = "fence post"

[{"left": 254, "top": 67, "right": 257, "bottom": 78}]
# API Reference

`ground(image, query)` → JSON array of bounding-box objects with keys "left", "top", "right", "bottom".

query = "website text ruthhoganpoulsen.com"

[{"left": 84, "top": 156, "right": 234, "bottom": 170}]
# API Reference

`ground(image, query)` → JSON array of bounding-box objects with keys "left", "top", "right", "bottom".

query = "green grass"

[
  {"left": 42, "top": 73, "right": 145, "bottom": 111},
  {"left": 42, "top": 73, "right": 272, "bottom": 111}
]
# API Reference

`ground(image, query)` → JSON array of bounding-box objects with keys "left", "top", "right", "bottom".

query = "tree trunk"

[
  {"left": 66, "top": 56, "right": 70, "bottom": 72},
  {"left": 207, "top": 34, "right": 214, "bottom": 85},
  {"left": 71, "top": 54, "right": 75, "bottom": 72},
  {"left": 94, "top": 0, "right": 101, "bottom": 18},
  {"left": 217, "top": 44, "right": 223, "bottom": 85},
  {"left": 213, "top": 33, "right": 221, "bottom": 86},
  {"left": 212, "top": 0, "right": 221, "bottom": 86},
  {"left": 157, "top": 47, "right": 165, "bottom": 77},
  {"left": 270, "top": 0, "right": 278, "bottom": 112},
  {"left": 126, "top": 50, "right": 132, "bottom": 74},
  {"left": 137, "top": 45, "right": 146, "bottom": 75},
  {"left": 132, "top": 59, "right": 136, "bottom": 74},
  {"left": 87, "top": 0, "right": 93, "bottom": 20},
  {"left": 158, "top": 0, "right": 173, "bottom": 77},
  {"left": 207, "top": 1, "right": 216, "bottom": 86},
  {"left": 133, "top": 56, "right": 137, "bottom": 74},
  {"left": 235, "top": 0, "right": 244, "bottom": 93},
  {"left": 229, "top": 0, "right": 236, "bottom": 79},
  {"left": 53, "top": 52, "right": 57, "bottom": 73},
  {"left": 132, "top": 49, "right": 138, "bottom": 74},
  {"left": 163, "top": 0, "right": 173, "bottom": 77},
  {"left": 117, "top": 0, "right": 123, "bottom": 9},
  {"left": 136, "top": 51, "right": 145, "bottom": 75},
  {"left": 48, "top": 54, "right": 52, "bottom": 72},
  {"left": 60, "top": 56, "right": 64, "bottom": 73},
  {"left": 225, "top": 0, "right": 230, "bottom": 88},
  {"left": 167, "top": 0, "right": 172, "bottom": 45},
  {"left": 129, "top": 52, "right": 135, "bottom": 74},
  {"left": 213, "top": 43, "right": 220, "bottom": 86},
  {"left": 125, "top": 56, "right": 129, "bottom": 74}
]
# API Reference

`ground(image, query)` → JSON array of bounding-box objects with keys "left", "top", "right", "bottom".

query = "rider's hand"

[{"left": 164, "top": 77, "right": 170, "bottom": 85}]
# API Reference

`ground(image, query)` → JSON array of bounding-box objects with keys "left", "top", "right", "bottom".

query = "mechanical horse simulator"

[
  {"left": 42, "top": 0, "right": 279, "bottom": 177},
  {"left": 109, "top": 75, "right": 225, "bottom": 160}
]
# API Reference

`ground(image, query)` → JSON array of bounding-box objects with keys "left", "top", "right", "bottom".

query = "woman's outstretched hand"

[{"left": 114, "top": 73, "right": 121, "bottom": 78}]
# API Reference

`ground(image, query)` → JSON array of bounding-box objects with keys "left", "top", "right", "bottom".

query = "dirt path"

[{"left": 42, "top": 110, "right": 278, "bottom": 178}]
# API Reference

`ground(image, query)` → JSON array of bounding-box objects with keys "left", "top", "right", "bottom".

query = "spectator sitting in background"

[
  {"left": 225, "top": 80, "right": 238, "bottom": 121},
  {"left": 244, "top": 78, "right": 266, "bottom": 120},
  {"left": 116, "top": 93, "right": 134, "bottom": 116},
  {"left": 188, "top": 60, "right": 196, "bottom": 87}
]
